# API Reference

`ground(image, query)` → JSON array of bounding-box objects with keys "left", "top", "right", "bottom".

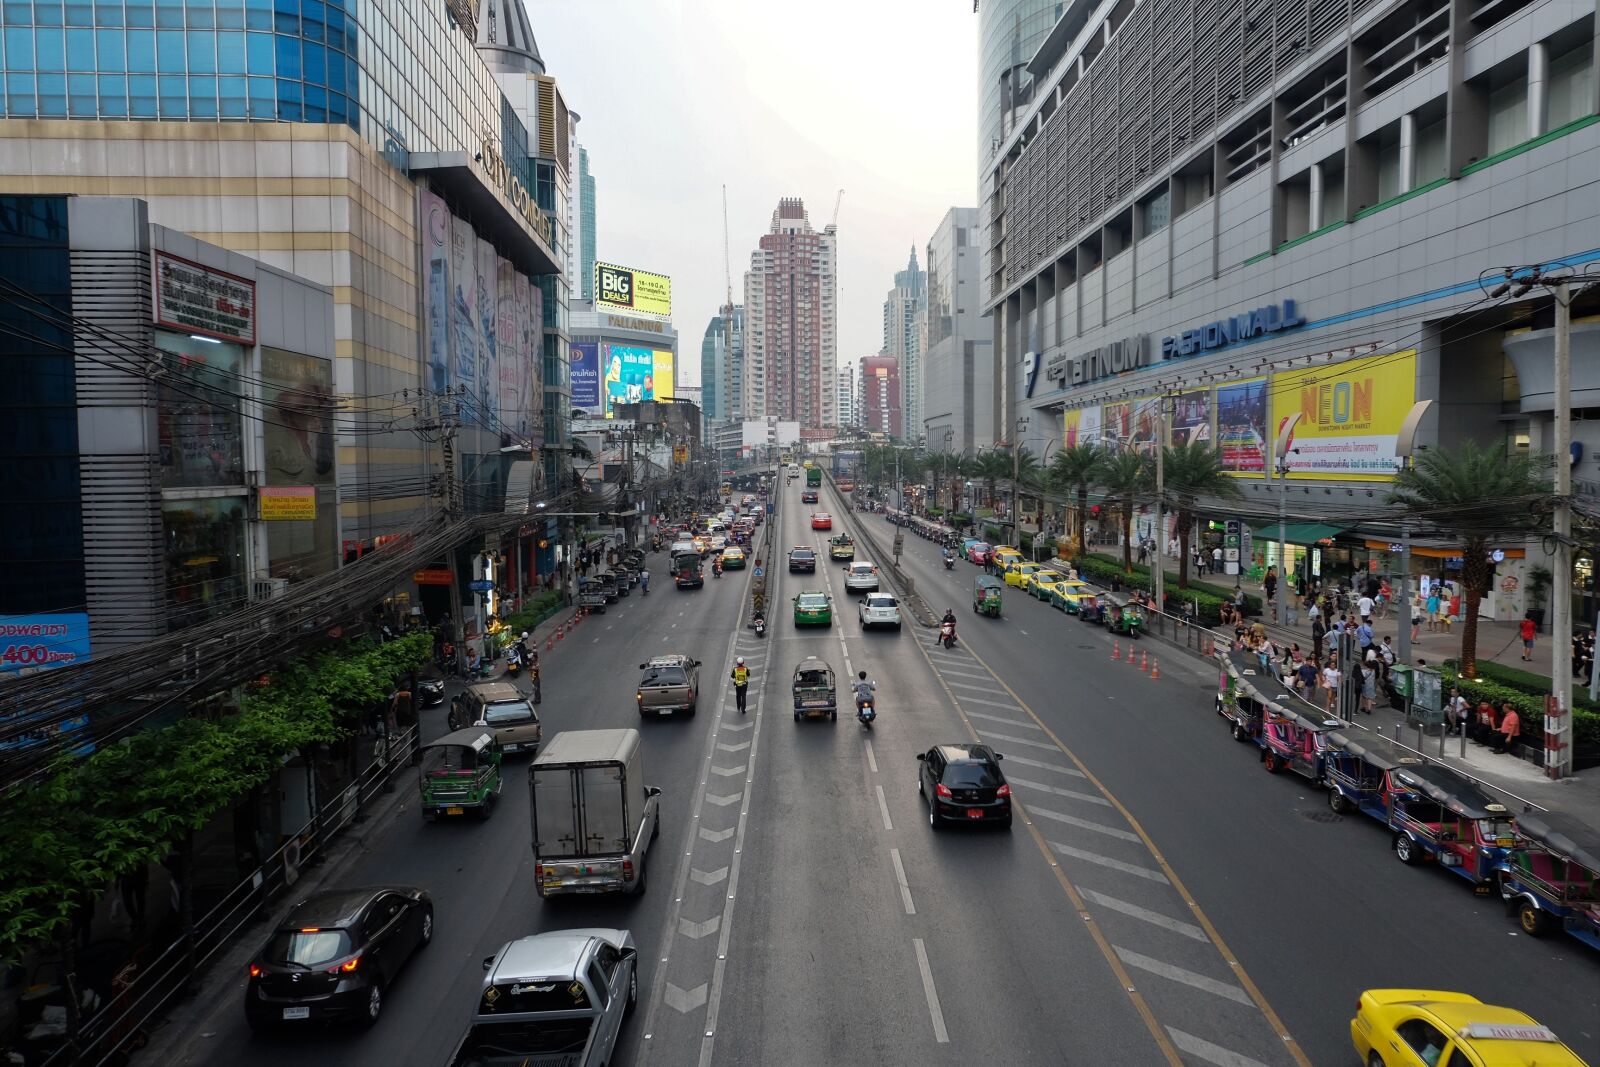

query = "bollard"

[
  {"left": 1130, "top": 646, "right": 1140, "bottom": 668},
  {"left": 1112, "top": 639, "right": 1121, "bottom": 661}
]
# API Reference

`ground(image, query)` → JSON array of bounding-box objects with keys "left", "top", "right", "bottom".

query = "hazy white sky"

[{"left": 528, "top": 0, "right": 980, "bottom": 381}]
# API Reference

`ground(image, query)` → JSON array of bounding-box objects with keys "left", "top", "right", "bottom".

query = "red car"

[
  {"left": 810, "top": 513, "right": 833, "bottom": 530},
  {"left": 801, "top": 490, "right": 819, "bottom": 504},
  {"left": 966, "top": 542, "right": 992, "bottom": 564}
]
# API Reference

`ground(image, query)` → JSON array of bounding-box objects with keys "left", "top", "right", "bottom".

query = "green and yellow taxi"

[
  {"left": 1003, "top": 561, "right": 1043, "bottom": 588},
  {"left": 721, "top": 546, "right": 746, "bottom": 569},
  {"left": 1048, "top": 580, "right": 1093, "bottom": 613},
  {"left": 990, "top": 546, "right": 1023, "bottom": 571},
  {"left": 1351, "top": 989, "right": 1589, "bottom": 1067},
  {"left": 1027, "top": 571, "right": 1069, "bottom": 601},
  {"left": 792, "top": 591, "right": 834, "bottom": 627}
]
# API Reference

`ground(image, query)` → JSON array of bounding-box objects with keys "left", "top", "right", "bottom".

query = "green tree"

[
  {"left": 1099, "top": 450, "right": 1152, "bottom": 573},
  {"left": 1387, "top": 440, "right": 1554, "bottom": 679},
  {"left": 1159, "top": 441, "right": 1242, "bottom": 589},
  {"left": 1048, "top": 443, "right": 1106, "bottom": 556},
  {"left": 973, "top": 451, "right": 1011, "bottom": 511}
]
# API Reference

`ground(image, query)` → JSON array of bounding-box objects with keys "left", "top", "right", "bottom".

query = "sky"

[{"left": 528, "top": 0, "right": 980, "bottom": 384}]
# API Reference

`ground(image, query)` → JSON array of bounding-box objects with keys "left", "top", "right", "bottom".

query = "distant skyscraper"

[
  {"left": 923, "top": 207, "right": 994, "bottom": 455},
  {"left": 859, "top": 355, "right": 901, "bottom": 437},
  {"left": 578, "top": 145, "right": 596, "bottom": 301},
  {"left": 743, "top": 198, "right": 837, "bottom": 430},
  {"left": 700, "top": 305, "right": 744, "bottom": 422},
  {"left": 836, "top": 363, "right": 856, "bottom": 428},
  {"left": 882, "top": 247, "right": 926, "bottom": 442}
]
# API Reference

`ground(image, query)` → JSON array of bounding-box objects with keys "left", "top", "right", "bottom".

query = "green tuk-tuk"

[
  {"left": 1101, "top": 593, "right": 1146, "bottom": 637},
  {"left": 418, "top": 728, "right": 503, "bottom": 821},
  {"left": 974, "top": 574, "right": 1003, "bottom": 617},
  {"left": 793, "top": 657, "right": 837, "bottom": 722}
]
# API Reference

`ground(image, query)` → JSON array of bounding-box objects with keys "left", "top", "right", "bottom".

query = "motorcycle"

[
  {"left": 753, "top": 614, "right": 767, "bottom": 638},
  {"left": 505, "top": 646, "right": 522, "bottom": 678},
  {"left": 938, "top": 621, "right": 957, "bottom": 649},
  {"left": 943, "top": 554, "right": 955, "bottom": 571},
  {"left": 856, "top": 697, "right": 876, "bottom": 729}
]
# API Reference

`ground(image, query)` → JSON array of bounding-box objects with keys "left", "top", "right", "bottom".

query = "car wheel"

[
  {"left": 1328, "top": 790, "right": 1351, "bottom": 815},
  {"left": 1368, "top": 1054, "right": 1386, "bottom": 1067},
  {"left": 1394, "top": 833, "right": 1421, "bottom": 865},
  {"left": 794, "top": 711, "right": 801, "bottom": 722},
  {"left": 894, "top": 623, "right": 902, "bottom": 631},
  {"left": 918, "top": 775, "right": 925, "bottom": 797},
  {"left": 928, "top": 804, "right": 941, "bottom": 831},
  {"left": 245, "top": 1012, "right": 275, "bottom": 1036},
  {"left": 688, "top": 701, "right": 697, "bottom": 716},
  {"left": 419, "top": 905, "right": 434, "bottom": 946},
  {"left": 359, "top": 982, "right": 383, "bottom": 1028},
  {"left": 626, "top": 966, "right": 639, "bottom": 1014},
  {"left": 999, "top": 815, "right": 1013, "bottom": 831},
  {"left": 829, "top": 710, "right": 837, "bottom": 721},
  {"left": 1262, "top": 752, "right": 1281, "bottom": 774},
  {"left": 1518, "top": 900, "right": 1552, "bottom": 937},
  {"left": 1231, "top": 722, "right": 1249, "bottom": 743}
]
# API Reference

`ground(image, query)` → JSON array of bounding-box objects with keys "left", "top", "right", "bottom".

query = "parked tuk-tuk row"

[{"left": 1213, "top": 650, "right": 1600, "bottom": 955}]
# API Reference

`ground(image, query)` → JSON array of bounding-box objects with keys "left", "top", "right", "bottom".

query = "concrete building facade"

[
  {"left": 923, "top": 207, "right": 994, "bottom": 456},
  {"left": 742, "top": 197, "right": 837, "bottom": 430},
  {"left": 859, "top": 354, "right": 902, "bottom": 438},
  {"left": 882, "top": 247, "right": 926, "bottom": 443},
  {"left": 837, "top": 362, "right": 856, "bottom": 428},
  {"left": 700, "top": 305, "right": 744, "bottom": 423}
]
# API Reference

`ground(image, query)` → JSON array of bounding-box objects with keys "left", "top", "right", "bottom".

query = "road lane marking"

[
  {"left": 709, "top": 764, "right": 746, "bottom": 776},
  {"left": 1000, "top": 754, "right": 1088, "bottom": 778},
  {"left": 972, "top": 729, "right": 1067, "bottom": 753},
  {"left": 965, "top": 710, "right": 1042, "bottom": 729},
  {"left": 698, "top": 826, "right": 734, "bottom": 843},
  {"left": 716, "top": 741, "right": 751, "bottom": 752},
  {"left": 912, "top": 939, "right": 949, "bottom": 1044},
  {"left": 664, "top": 983, "right": 708, "bottom": 1013},
  {"left": 889, "top": 848, "right": 916, "bottom": 915},
  {"left": 679, "top": 916, "right": 722, "bottom": 940},
  {"left": 1114, "top": 947, "right": 1253, "bottom": 1006},
  {"left": 1080, "top": 888, "right": 1209, "bottom": 942},
  {"left": 1023, "top": 805, "right": 1142, "bottom": 841},
  {"left": 689, "top": 867, "right": 729, "bottom": 886},
  {"left": 932, "top": 664, "right": 992, "bottom": 680},
  {"left": 721, "top": 720, "right": 752, "bottom": 732},
  {"left": 704, "top": 793, "right": 740, "bottom": 807},
  {"left": 944, "top": 692, "right": 1024, "bottom": 711},
  {"left": 1166, "top": 1028, "right": 1275, "bottom": 1067},
  {"left": 865, "top": 738, "right": 879, "bottom": 773},
  {"left": 1051, "top": 842, "right": 1172, "bottom": 883},
  {"left": 875, "top": 784, "right": 894, "bottom": 830},
  {"left": 943, "top": 677, "right": 1010, "bottom": 693},
  {"left": 1008, "top": 777, "right": 1113, "bottom": 805}
]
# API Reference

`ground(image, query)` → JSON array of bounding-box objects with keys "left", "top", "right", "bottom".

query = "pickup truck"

[
  {"left": 636, "top": 655, "right": 700, "bottom": 717},
  {"left": 531, "top": 729, "right": 661, "bottom": 896},
  {"left": 828, "top": 535, "right": 855, "bottom": 561}
]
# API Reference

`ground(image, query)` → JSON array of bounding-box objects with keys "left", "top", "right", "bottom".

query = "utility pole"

[
  {"left": 1552, "top": 278, "right": 1573, "bottom": 778},
  {"left": 1153, "top": 395, "right": 1168, "bottom": 613},
  {"left": 439, "top": 393, "right": 466, "bottom": 678}
]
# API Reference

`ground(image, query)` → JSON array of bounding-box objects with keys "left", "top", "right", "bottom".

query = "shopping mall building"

[{"left": 987, "top": 0, "right": 1600, "bottom": 621}]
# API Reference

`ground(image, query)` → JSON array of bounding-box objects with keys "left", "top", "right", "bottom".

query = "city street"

[{"left": 150, "top": 474, "right": 1600, "bottom": 1066}]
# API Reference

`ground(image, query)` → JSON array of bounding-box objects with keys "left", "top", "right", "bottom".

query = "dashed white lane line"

[
  {"left": 1008, "top": 777, "right": 1113, "bottom": 806},
  {"left": 965, "top": 710, "right": 1042, "bottom": 730},
  {"left": 875, "top": 784, "right": 894, "bottom": 830},
  {"left": 889, "top": 847, "right": 916, "bottom": 915},
  {"left": 1079, "top": 888, "right": 1209, "bottom": 942},
  {"left": 1000, "top": 753, "right": 1089, "bottom": 778},
  {"left": 865, "top": 738, "right": 879, "bottom": 773},
  {"left": 973, "top": 729, "right": 1068, "bottom": 753},
  {"left": 912, "top": 938, "right": 950, "bottom": 1044},
  {"left": 1052, "top": 841, "right": 1172, "bottom": 883},
  {"left": 1166, "top": 1028, "right": 1276, "bottom": 1067},
  {"left": 1114, "top": 947, "right": 1253, "bottom": 1006},
  {"left": 932, "top": 664, "right": 992, "bottom": 680},
  {"left": 943, "top": 677, "right": 1009, "bottom": 694},
  {"left": 1023, "top": 805, "right": 1142, "bottom": 842},
  {"left": 953, "top": 693, "right": 1029, "bottom": 711}
]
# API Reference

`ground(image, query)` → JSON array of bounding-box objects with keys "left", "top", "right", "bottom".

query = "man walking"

[
  {"left": 1213, "top": 545, "right": 1223, "bottom": 574},
  {"left": 731, "top": 656, "right": 751, "bottom": 714},
  {"left": 1519, "top": 615, "right": 1537, "bottom": 661}
]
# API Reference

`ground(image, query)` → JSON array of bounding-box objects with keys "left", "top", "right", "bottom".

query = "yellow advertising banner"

[
  {"left": 1270, "top": 350, "right": 1417, "bottom": 480},
  {"left": 595, "top": 262, "right": 672, "bottom": 319},
  {"left": 260, "top": 485, "right": 316, "bottom": 520},
  {"left": 652, "top": 350, "right": 676, "bottom": 401}
]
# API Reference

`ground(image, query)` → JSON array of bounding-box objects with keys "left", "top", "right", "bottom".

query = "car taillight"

[
  {"left": 249, "top": 963, "right": 262, "bottom": 978},
  {"left": 535, "top": 864, "right": 544, "bottom": 879},
  {"left": 997, "top": 784, "right": 1011, "bottom": 798},
  {"left": 936, "top": 783, "right": 953, "bottom": 798},
  {"left": 623, "top": 859, "right": 636, "bottom": 882},
  {"left": 328, "top": 955, "right": 360, "bottom": 975}
]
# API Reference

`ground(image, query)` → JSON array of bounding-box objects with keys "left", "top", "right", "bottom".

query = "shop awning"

[{"left": 1271, "top": 522, "right": 1348, "bottom": 545}]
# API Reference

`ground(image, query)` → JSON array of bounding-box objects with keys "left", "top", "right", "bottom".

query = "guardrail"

[{"left": 41, "top": 723, "right": 419, "bottom": 1067}]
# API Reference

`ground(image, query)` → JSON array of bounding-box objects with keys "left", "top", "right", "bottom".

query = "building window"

[
  {"left": 163, "top": 496, "right": 247, "bottom": 632},
  {"left": 155, "top": 331, "right": 245, "bottom": 489},
  {"left": 1548, "top": 40, "right": 1595, "bottom": 129},
  {"left": 1487, "top": 70, "right": 1530, "bottom": 153}
]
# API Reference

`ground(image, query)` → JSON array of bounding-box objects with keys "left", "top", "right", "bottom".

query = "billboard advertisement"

[
  {"left": 449, "top": 215, "right": 478, "bottom": 396},
  {"left": 571, "top": 342, "right": 601, "bottom": 413},
  {"left": 497, "top": 257, "right": 520, "bottom": 437},
  {"left": 1103, "top": 396, "right": 1163, "bottom": 455},
  {"left": 475, "top": 238, "right": 499, "bottom": 428},
  {"left": 420, "top": 189, "right": 451, "bottom": 393},
  {"left": 595, "top": 262, "right": 672, "bottom": 319},
  {"left": 1171, "top": 389, "right": 1212, "bottom": 446},
  {"left": 602, "top": 343, "right": 668, "bottom": 418},
  {"left": 1216, "top": 377, "right": 1269, "bottom": 474},
  {"left": 1272, "top": 350, "right": 1417, "bottom": 480},
  {"left": 652, "top": 349, "right": 675, "bottom": 402},
  {"left": 1062, "top": 406, "right": 1102, "bottom": 449}
]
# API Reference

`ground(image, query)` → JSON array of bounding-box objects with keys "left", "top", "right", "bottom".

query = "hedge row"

[
  {"left": 1437, "top": 660, "right": 1600, "bottom": 749},
  {"left": 1448, "top": 659, "right": 1600, "bottom": 714}
]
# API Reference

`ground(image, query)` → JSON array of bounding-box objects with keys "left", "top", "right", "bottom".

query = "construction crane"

[
  {"left": 722, "top": 185, "right": 734, "bottom": 417},
  {"left": 829, "top": 188, "right": 844, "bottom": 232}
]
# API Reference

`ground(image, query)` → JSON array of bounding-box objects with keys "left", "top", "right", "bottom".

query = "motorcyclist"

[
  {"left": 713, "top": 555, "right": 723, "bottom": 578},
  {"left": 852, "top": 670, "right": 877, "bottom": 710},
  {"left": 942, "top": 546, "right": 955, "bottom": 568},
  {"left": 939, "top": 609, "right": 957, "bottom": 648},
  {"left": 752, "top": 608, "right": 767, "bottom": 636}
]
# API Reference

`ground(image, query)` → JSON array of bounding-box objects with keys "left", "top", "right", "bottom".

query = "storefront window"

[
  {"left": 156, "top": 331, "right": 245, "bottom": 488},
  {"left": 163, "top": 496, "right": 247, "bottom": 631}
]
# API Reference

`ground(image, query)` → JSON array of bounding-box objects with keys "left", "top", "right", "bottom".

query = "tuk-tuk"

[
  {"left": 418, "top": 728, "right": 503, "bottom": 821},
  {"left": 1497, "top": 809, "right": 1600, "bottom": 948},
  {"left": 1076, "top": 592, "right": 1104, "bottom": 624},
  {"left": 1376, "top": 762, "right": 1518, "bottom": 888},
  {"left": 1101, "top": 592, "right": 1145, "bottom": 637},
  {"left": 1216, "top": 650, "right": 1271, "bottom": 747},
  {"left": 793, "top": 657, "right": 837, "bottom": 721},
  {"left": 1261, "top": 696, "right": 1345, "bottom": 782},
  {"left": 577, "top": 575, "right": 608, "bottom": 613},
  {"left": 974, "top": 574, "right": 1003, "bottom": 617},
  {"left": 1324, "top": 729, "right": 1424, "bottom": 821}
]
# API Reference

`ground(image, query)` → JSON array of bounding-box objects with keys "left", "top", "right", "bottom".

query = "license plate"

[
  {"left": 282, "top": 1007, "right": 310, "bottom": 1020},
  {"left": 446, "top": 806, "right": 464, "bottom": 816},
  {"left": 966, "top": 809, "right": 984, "bottom": 819},
  {"left": 659, "top": 709, "right": 672, "bottom": 716}
]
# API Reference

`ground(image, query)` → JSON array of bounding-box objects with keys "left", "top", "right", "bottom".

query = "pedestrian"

[
  {"left": 1357, "top": 590, "right": 1375, "bottom": 625},
  {"left": 1213, "top": 545, "right": 1223, "bottom": 573},
  {"left": 1355, "top": 619, "right": 1374, "bottom": 653},
  {"left": 1445, "top": 686, "right": 1470, "bottom": 736},
  {"left": 1138, "top": 540, "right": 1149, "bottom": 565},
  {"left": 731, "top": 656, "right": 750, "bottom": 714},
  {"left": 1519, "top": 614, "right": 1537, "bottom": 661},
  {"left": 1322, "top": 657, "right": 1341, "bottom": 715},
  {"left": 1233, "top": 585, "right": 1246, "bottom": 616},
  {"left": 1297, "top": 655, "right": 1319, "bottom": 696},
  {"left": 1426, "top": 590, "right": 1441, "bottom": 632},
  {"left": 1468, "top": 701, "right": 1500, "bottom": 746},
  {"left": 1409, "top": 595, "right": 1422, "bottom": 645},
  {"left": 1264, "top": 567, "right": 1278, "bottom": 622},
  {"left": 1360, "top": 661, "right": 1378, "bottom": 715},
  {"left": 1492, "top": 702, "right": 1521, "bottom": 754},
  {"left": 1311, "top": 612, "right": 1328, "bottom": 662}
]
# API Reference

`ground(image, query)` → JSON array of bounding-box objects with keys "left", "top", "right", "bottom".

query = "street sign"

[{"left": 468, "top": 579, "right": 494, "bottom": 592}]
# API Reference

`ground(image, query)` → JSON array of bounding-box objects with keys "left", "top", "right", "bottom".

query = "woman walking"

[{"left": 1360, "top": 660, "right": 1378, "bottom": 715}]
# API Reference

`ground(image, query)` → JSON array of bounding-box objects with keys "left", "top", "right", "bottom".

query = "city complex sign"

[
  {"left": 596, "top": 262, "right": 672, "bottom": 320},
  {"left": 1161, "top": 298, "right": 1307, "bottom": 359},
  {"left": 153, "top": 251, "right": 256, "bottom": 344},
  {"left": 478, "top": 134, "right": 553, "bottom": 247}
]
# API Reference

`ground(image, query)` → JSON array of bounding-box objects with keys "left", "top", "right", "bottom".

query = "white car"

[
  {"left": 844, "top": 561, "right": 880, "bottom": 593},
  {"left": 858, "top": 592, "right": 902, "bottom": 630}
]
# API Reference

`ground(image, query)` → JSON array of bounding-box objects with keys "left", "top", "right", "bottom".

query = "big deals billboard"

[{"left": 595, "top": 262, "right": 672, "bottom": 319}]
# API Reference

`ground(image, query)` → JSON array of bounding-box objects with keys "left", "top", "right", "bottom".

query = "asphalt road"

[{"left": 157, "top": 475, "right": 1600, "bottom": 1067}]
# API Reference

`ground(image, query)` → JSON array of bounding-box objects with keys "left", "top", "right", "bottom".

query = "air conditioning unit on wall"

[{"left": 252, "top": 577, "right": 289, "bottom": 602}]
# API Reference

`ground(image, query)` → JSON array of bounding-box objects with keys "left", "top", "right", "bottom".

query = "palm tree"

[
  {"left": 1048, "top": 443, "right": 1105, "bottom": 557},
  {"left": 1387, "top": 440, "right": 1554, "bottom": 679},
  {"left": 1099, "top": 450, "right": 1152, "bottom": 573},
  {"left": 973, "top": 451, "right": 1011, "bottom": 511},
  {"left": 1159, "top": 441, "right": 1242, "bottom": 589}
]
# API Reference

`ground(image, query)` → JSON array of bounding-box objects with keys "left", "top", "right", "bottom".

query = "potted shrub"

[{"left": 1525, "top": 565, "right": 1552, "bottom": 631}]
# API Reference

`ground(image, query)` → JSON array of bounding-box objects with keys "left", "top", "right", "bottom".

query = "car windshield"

[
  {"left": 791, "top": 549, "right": 814, "bottom": 559},
  {"left": 851, "top": 565, "right": 873, "bottom": 574},
  {"left": 453, "top": 1019, "right": 596, "bottom": 1063},
  {"left": 641, "top": 666, "right": 688, "bottom": 686},
  {"left": 944, "top": 761, "right": 1003, "bottom": 788},
  {"left": 867, "top": 595, "right": 897, "bottom": 607},
  {"left": 972, "top": 543, "right": 990, "bottom": 552},
  {"left": 264, "top": 927, "right": 353, "bottom": 968},
  {"left": 795, "top": 669, "right": 831, "bottom": 687},
  {"left": 797, "top": 595, "right": 828, "bottom": 608},
  {"left": 482, "top": 700, "right": 536, "bottom": 725}
]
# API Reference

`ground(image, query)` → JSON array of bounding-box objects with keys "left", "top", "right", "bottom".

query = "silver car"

[{"left": 448, "top": 928, "right": 638, "bottom": 1067}]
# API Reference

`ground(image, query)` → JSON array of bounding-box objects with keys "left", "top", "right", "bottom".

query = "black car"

[
  {"left": 245, "top": 886, "right": 433, "bottom": 1032},
  {"left": 788, "top": 547, "right": 817, "bottom": 573},
  {"left": 416, "top": 677, "right": 446, "bottom": 707},
  {"left": 918, "top": 744, "right": 1011, "bottom": 829},
  {"left": 801, "top": 490, "right": 819, "bottom": 504}
]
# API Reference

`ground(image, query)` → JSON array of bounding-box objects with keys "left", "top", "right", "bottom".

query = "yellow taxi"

[
  {"left": 1026, "top": 571, "right": 1068, "bottom": 601},
  {"left": 721, "top": 546, "right": 746, "bottom": 569},
  {"left": 1351, "top": 989, "right": 1590, "bottom": 1067},
  {"left": 691, "top": 535, "right": 707, "bottom": 556},
  {"left": 1047, "top": 580, "right": 1092, "bottom": 613},
  {"left": 1003, "top": 561, "right": 1043, "bottom": 588},
  {"left": 990, "top": 546, "right": 1022, "bottom": 569}
]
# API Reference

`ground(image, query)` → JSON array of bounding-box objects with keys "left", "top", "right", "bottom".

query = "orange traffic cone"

[
  {"left": 1151, "top": 658, "right": 1161, "bottom": 680},
  {"left": 546, "top": 635, "right": 554, "bottom": 651},
  {"left": 1139, "top": 650, "right": 1149, "bottom": 671},
  {"left": 1130, "top": 647, "right": 1140, "bottom": 667},
  {"left": 556, "top": 626, "right": 565, "bottom": 641},
  {"left": 1112, "top": 639, "right": 1121, "bottom": 661}
]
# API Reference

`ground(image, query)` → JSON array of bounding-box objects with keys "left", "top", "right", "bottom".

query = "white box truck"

[{"left": 530, "top": 729, "right": 661, "bottom": 896}]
